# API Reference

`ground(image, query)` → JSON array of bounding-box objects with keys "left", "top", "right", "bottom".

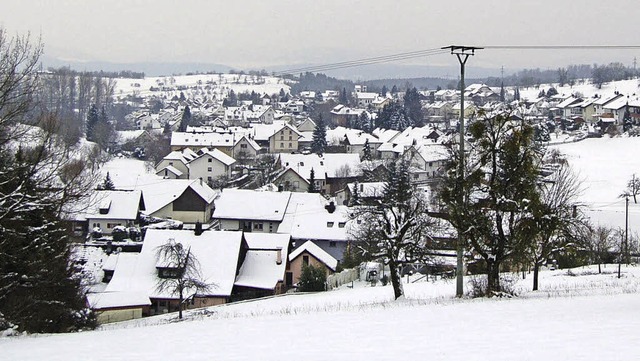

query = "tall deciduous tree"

[
  {"left": 350, "top": 159, "right": 439, "bottom": 299},
  {"left": 0, "top": 29, "right": 99, "bottom": 332},
  {"left": 521, "top": 161, "right": 585, "bottom": 290}
]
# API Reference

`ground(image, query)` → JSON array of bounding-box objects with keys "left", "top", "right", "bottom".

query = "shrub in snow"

[
  {"left": 467, "top": 275, "right": 518, "bottom": 298},
  {"left": 112, "top": 226, "right": 128, "bottom": 242},
  {"left": 298, "top": 264, "right": 327, "bottom": 292}
]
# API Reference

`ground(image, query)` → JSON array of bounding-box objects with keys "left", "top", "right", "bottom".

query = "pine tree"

[
  {"left": 311, "top": 114, "right": 327, "bottom": 154},
  {"left": 500, "top": 82, "right": 505, "bottom": 102},
  {"left": 361, "top": 139, "right": 372, "bottom": 161},
  {"left": 101, "top": 172, "right": 115, "bottom": 190},
  {"left": 179, "top": 91, "right": 186, "bottom": 102},
  {"left": 381, "top": 85, "right": 388, "bottom": 97},
  {"left": 179, "top": 105, "right": 192, "bottom": 132},
  {"left": 339, "top": 87, "right": 348, "bottom": 105},
  {"left": 308, "top": 168, "right": 318, "bottom": 193},
  {"left": 86, "top": 103, "right": 99, "bottom": 141},
  {"left": 403, "top": 87, "right": 423, "bottom": 127}
]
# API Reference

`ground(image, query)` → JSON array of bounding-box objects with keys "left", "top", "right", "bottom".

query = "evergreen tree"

[
  {"left": 308, "top": 168, "right": 318, "bottom": 193},
  {"left": 224, "top": 90, "right": 238, "bottom": 107},
  {"left": 339, "top": 87, "right": 349, "bottom": 105},
  {"left": 440, "top": 112, "right": 542, "bottom": 295},
  {"left": 391, "top": 85, "right": 398, "bottom": 94},
  {"left": 361, "top": 139, "right": 372, "bottom": 161},
  {"left": 351, "top": 180, "right": 361, "bottom": 206},
  {"left": 297, "top": 263, "right": 327, "bottom": 292},
  {"left": 85, "top": 103, "right": 99, "bottom": 141},
  {"left": 0, "top": 30, "right": 97, "bottom": 332},
  {"left": 623, "top": 105, "right": 633, "bottom": 132},
  {"left": 500, "top": 82, "right": 506, "bottom": 102},
  {"left": 179, "top": 105, "right": 192, "bottom": 132},
  {"left": 377, "top": 100, "right": 409, "bottom": 130},
  {"left": 311, "top": 114, "right": 327, "bottom": 154},
  {"left": 403, "top": 87, "right": 423, "bottom": 127},
  {"left": 381, "top": 85, "right": 388, "bottom": 97},
  {"left": 100, "top": 172, "right": 115, "bottom": 190},
  {"left": 179, "top": 91, "right": 186, "bottom": 102}
]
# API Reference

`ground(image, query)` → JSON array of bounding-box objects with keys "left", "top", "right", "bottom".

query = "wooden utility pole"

[{"left": 442, "top": 45, "right": 482, "bottom": 297}]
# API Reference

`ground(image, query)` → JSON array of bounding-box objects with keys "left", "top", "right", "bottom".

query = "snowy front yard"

[{"left": 3, "top": 265, "right": 640, "bottom": 360}]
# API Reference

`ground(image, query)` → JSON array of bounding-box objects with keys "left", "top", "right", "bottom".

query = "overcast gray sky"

[{"left": 2, "top": 0, "right": 639, "bottom": 74}]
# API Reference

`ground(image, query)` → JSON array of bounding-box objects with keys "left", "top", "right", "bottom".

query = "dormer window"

[
  {"left": 157, "top": 267, "right": 183, "bottom": 279},
  {"left": 327, "top": 222, "right": 334, "bottom": 227}
]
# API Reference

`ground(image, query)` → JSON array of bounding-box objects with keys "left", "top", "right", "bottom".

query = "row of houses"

[{"left": 86, "top": 228, "right": 338, "bottom": 324}]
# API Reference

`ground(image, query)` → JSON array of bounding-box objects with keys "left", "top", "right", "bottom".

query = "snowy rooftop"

[
  {"left": 87, "top": 291, "right": 151, "bottom": 310},
  {"left": 136, "top": 179, "right": 217, "bottom": 215},
  {"left": 234, "top": 250, "right": 287, "bottom": 290},
  {"left": 105, "top": 229, "right": 243, "bottom": 299},
  {"left": 278, "top": 193, "right": 351, "bottom": 242},
  {"left": 243, "top": 232, "right": 291, "bottom": 250},
  {"left": 213, "top": 189, "right": 292, "bottom": 222},
  {"left": 82, "top": 190, "right": 143, "bottom": 222},
  {"left": 278, "top": 153, "right": 362, "bottom": 180}
]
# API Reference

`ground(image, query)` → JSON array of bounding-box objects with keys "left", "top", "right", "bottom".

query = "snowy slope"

[
  {"left": 2, "top": 266, "right": 640, "bottom": 360},
  {"left": 552, "top": 136, "right": 640, "bottom": 233}
]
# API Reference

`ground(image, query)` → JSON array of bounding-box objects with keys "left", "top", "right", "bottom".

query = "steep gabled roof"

[
  {"left": 289, "top": 240, "right": 338, "bottom": 271},
  {"left": 137, "top": 179, "right": 217, "bottom": 214}
]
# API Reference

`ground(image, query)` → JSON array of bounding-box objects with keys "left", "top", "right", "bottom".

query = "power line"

[
  {"left": 481, "top": 45, "right": 640, "bottom": 50},
  {"left": 271, "top": 44, "right": 640, "bottom": 77},
  {"left": 272, "top": 48, "right": 449, "bottom": 76}
]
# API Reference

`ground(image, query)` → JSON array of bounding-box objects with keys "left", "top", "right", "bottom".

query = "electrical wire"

[
  {"left": 271, "top": 44, "right": 640, "bottom": 77},
  {"left": 272, "top": 48, "right": 449, "bottom": 76}
]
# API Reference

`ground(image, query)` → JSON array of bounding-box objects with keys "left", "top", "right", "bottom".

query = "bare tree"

[
  {"left": 521, "top": 162, "right": 586, "bottom": 290},
  {"left": 584, "top": 225, "right": 615, "bottom": 274},
  {"left": 155, "top": 239, "right": 213, "bottom": 319},
  {"left": 621, "top": 174, "right": 640, "bottom": 204}
]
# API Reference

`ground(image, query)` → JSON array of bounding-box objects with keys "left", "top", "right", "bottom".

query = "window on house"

[
  {"left": 303, "top": 255, "right": 309, "bottom": 266},
  {"left": 208, "top": 158, "right": 212, "bottom": 163},
  {"left": 329, "top": 241, "right": 337, "bottom": 248},
  {"left": 289, "top": 136, "right": 292, "bottom": 140},
  {"left": 207, "top": 167, "right": 212, "bottom": 172},
  {"left": 240, "top": 144, "right": 247, "bottom": 149},
  {"left": 253, "top": 223, "right": 264, "bottom": 231},
  {"left": 169, "top": 162, "right": 174, "bottom": 166},
  {"left": 327, "top": 222, "right": 334, "bottom": 227},
  {"left": 280, "top": 143, "right": 284, "bottom": 148},
  {"left": 207, "top": 176, "right": 212, "bottom": 181},
  {"left": 338, "top": 222, "right": 346, "bottom": 228},
  {"left": 289, "top": 143, "right": 292, "bottom": 148},
  {"left": 280, "top": 135, "right": 284, "bottom": 140}
]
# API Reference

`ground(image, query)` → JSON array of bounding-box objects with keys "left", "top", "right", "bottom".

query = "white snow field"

[
  {"left": 3, "top": 266, "right": 640, "bottom": 360},
  {"left": 552, "top": 136, "right": 640, "bottom": 234}
]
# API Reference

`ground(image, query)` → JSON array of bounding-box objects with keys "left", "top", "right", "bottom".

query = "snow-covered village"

[{"left": 3, "top": 1, "right": 640, "bottom": 360}]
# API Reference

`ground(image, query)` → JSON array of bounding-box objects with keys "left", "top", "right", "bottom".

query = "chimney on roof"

[
  {"left": 276, "top": 247, "right": 282, "bottom": 265},
  {"left": 195, "top": 221, "right": 203, "bottom": 236}
]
